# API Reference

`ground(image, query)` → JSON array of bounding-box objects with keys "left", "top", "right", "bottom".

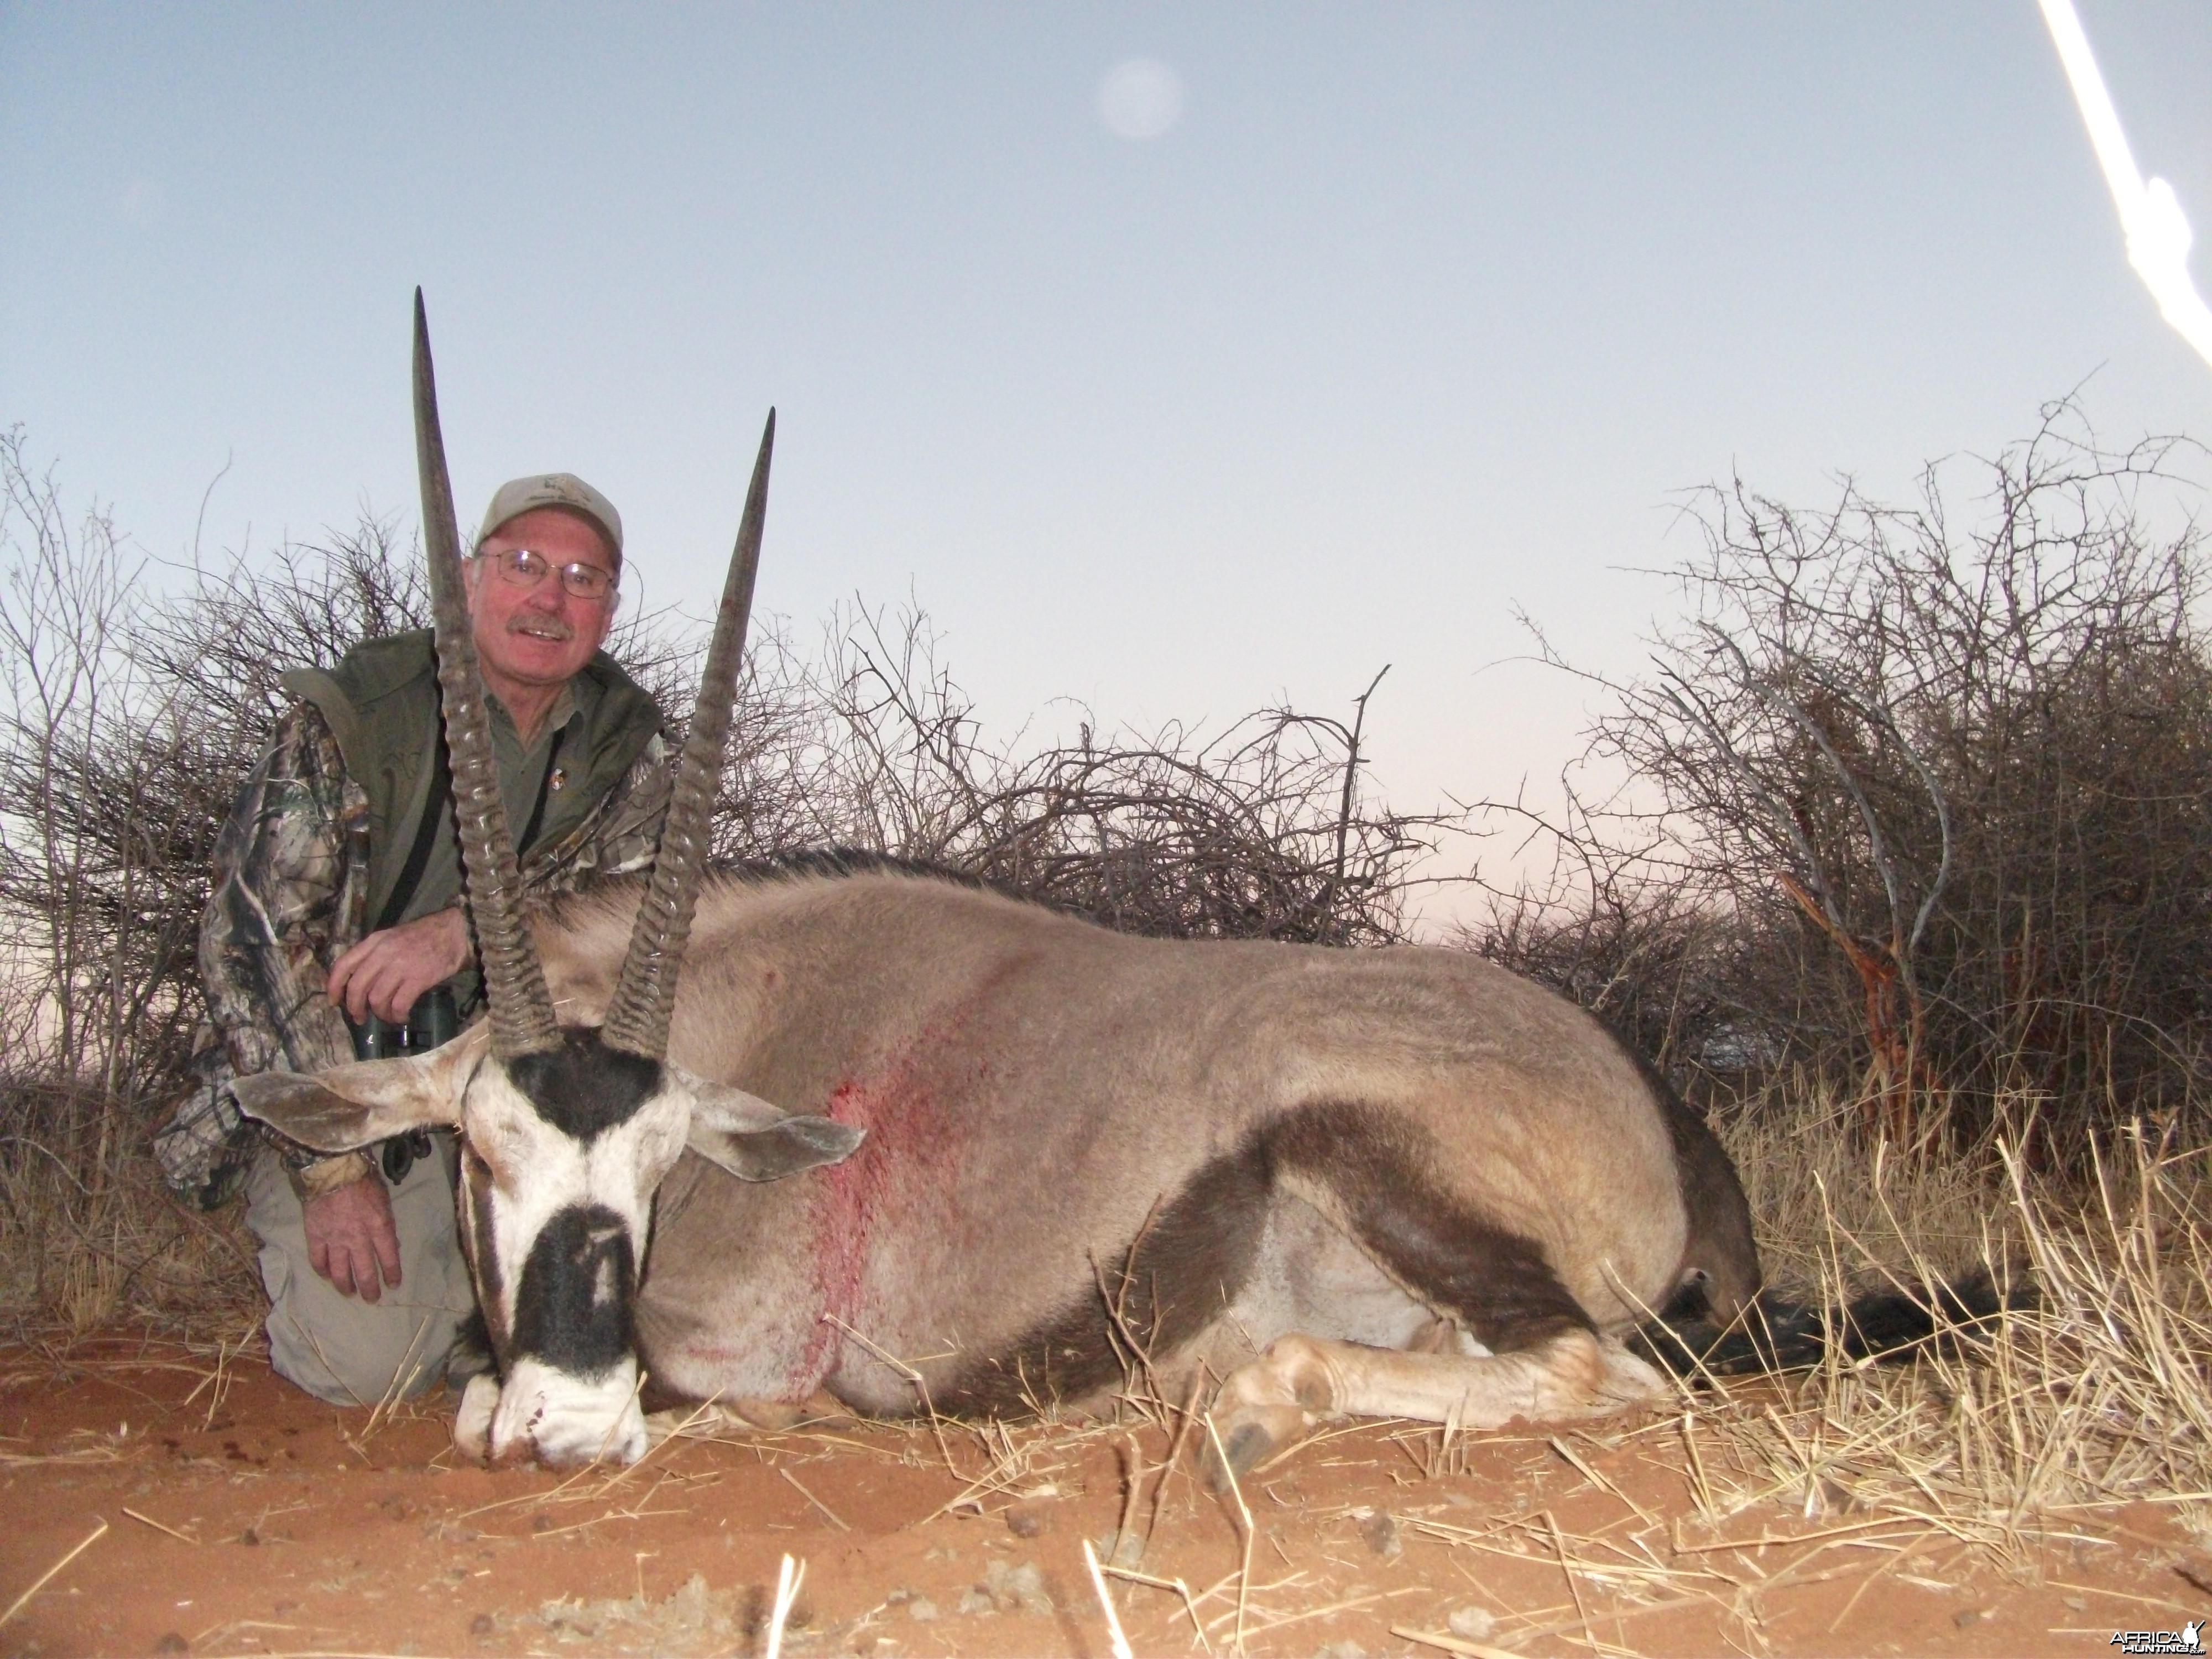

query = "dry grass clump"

[
  {"left": 1698, "top": 1089, "right": 2212, "bottom": 1557},
  {"left": 1367, "top": 1095, "right": 2212, "bottom": 1650},
  {"left": 0, "top": 1087, "right": 259, "bottom": 1343},
  {"left": 1721, "top": 1083, "right": 2024, "bottom": 1286}
]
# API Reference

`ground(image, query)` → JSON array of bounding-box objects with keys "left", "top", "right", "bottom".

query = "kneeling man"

[{"left": 158, "top": 474, "right": 670, "bottom": 1405}]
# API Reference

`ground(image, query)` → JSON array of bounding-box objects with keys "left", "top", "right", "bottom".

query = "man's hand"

[
  {"left": 303, "top": 1175, "right": 402, "bottom": 1301},
  {"left": 327, "top": 907, "right": 471, "bottom": 1024}
]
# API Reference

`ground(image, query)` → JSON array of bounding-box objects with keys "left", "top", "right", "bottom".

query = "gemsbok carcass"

[{"left": 237, "top": 295, "right": 1771, "bottom": 1472}]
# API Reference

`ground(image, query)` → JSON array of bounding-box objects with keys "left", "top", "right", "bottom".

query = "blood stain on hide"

[
  {"left": 794, "top": 977, "right": 1007, "bottom": 1390},
  {"left": 795, "top": 1072, "right": 941, "bottom": 1387}
]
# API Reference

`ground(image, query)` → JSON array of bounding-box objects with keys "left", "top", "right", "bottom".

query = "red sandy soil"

[{"left": 2, "top": 1335, "right": 2205, "bottom": 1658}]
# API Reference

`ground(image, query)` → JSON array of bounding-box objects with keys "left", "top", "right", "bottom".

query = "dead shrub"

[{"left": 1468, "top": 404, "right": 2212, "bottom": 1151}]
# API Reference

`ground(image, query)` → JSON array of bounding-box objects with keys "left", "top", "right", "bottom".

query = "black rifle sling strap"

[
  {"left": 375, "top": 726, "right": 452, "bottom": 933},
  {"left": 363, "top": 723, "right": 453, "bottom": 1186},
  {"left": 374, "top": 723, "right": 565, "bottom": 935},
  {"left": 514, "top": 727, "right": 566, "bottom": 859}
]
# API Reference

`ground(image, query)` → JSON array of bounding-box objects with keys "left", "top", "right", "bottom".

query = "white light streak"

[{"left": 2038, "top": 0, "right": 2212, "bottom": 373}]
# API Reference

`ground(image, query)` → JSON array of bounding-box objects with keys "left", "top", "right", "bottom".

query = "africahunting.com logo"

[{"left": 2111, "top": 1621, "right": 2204, "bottom": 1655}]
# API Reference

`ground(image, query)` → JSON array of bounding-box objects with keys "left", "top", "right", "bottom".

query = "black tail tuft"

[{"left": 1634, "top": 1269, "right": 2032, "bottom": 1379}]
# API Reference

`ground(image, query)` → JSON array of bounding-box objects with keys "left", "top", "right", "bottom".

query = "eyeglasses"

[{"left": 476, "top": 546, "right": 618, "bottom": 602}]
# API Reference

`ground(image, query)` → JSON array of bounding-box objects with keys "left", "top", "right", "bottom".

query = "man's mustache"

[{"left": 508, "top": 614, "right": 575, "bottom": 641}]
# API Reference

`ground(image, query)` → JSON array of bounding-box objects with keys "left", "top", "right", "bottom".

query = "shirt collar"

[{"left": 486, "top": 680, "right": 582, "bottom": 746}]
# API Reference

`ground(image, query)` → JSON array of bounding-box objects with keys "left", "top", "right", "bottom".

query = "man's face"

[{"left": 466, "top": 508, "right": 619, "bottom": 700}]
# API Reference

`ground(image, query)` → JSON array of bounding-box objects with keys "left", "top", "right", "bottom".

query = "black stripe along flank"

[
  {"left": 941, "top": 1100, "right": 1593, "bottom": 1415},
  {"left": 1266, "top": 1102, "right": 1595, "bottom": 1352}
]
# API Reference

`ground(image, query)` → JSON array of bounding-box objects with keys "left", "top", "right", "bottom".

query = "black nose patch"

[{"left": 511, "top": 1202, "right": 636, "bottom": 1379}]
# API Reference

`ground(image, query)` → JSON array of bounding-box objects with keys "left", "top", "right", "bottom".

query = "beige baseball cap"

[{"left": 477, "top": 472, "right": 624, "bottom": 569}]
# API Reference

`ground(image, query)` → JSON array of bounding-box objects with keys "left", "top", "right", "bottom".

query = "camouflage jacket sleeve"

[
  {"left": 202, "top": 701, "right": 367, "bottom": 1079},
  {"left": 155, "top": 702, "right": 368, "bottom": 1206}
]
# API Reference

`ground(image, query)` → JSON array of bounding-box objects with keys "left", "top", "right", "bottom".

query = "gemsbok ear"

[
  {"left": 231, "top": 1025, "right": 484, "bottom": 1152},
  {"left": 681, "top": 1075, "right": 866, "bottom": 1183}
]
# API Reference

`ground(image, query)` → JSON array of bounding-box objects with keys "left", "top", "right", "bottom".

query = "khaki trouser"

[{"left": 243, "top": 1135, "right": 476, "bottom": 1406}]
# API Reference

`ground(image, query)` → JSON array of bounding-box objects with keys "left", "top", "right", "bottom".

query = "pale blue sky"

[{"left": 3, "top": 3, "right": 2208, "bottom": 880}]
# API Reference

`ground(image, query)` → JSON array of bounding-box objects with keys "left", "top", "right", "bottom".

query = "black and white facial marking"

[
  {"left": 457, "top": 1029, "right": 692, "bottom": 1464},
  {"left": 505, "top": 1036, "right": 667, "bottom": 1143},
  {"left": 447, "top": 1026, "right": 865, "bottom": 1465},
  {"left": 510, "top": 1203, "right": 638, "bottom": 1375},
  {"left": 231, "top": 1018, "right": 860, "bottom": 1467}
]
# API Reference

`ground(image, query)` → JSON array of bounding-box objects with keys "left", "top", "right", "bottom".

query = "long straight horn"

[
  {"left": 599, "top": 410, "right": 774, "bottom": 1059},
  {"left": 413, "top": 289, "right": 561, "bottom": 1058}
]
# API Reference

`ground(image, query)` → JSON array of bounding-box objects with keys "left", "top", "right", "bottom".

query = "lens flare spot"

[{"left": 1097, "top": 58, "right": 1184, "bottom": 142}]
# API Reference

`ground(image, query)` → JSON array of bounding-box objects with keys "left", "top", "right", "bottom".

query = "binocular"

[
  {"left": 347, "top": 985, "right": 459, "bottom": 1183},
  {"left": 348, "top": 984, "right": 460, "bottom": 1060}
]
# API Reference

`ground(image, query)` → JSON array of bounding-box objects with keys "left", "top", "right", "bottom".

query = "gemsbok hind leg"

[
  {"left": 1203, "top": 1102, "right": 1678, "bottom": 1480},
  {"left": 1208, "top": 1327, "right": 1666, "bottom": 1480}
]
